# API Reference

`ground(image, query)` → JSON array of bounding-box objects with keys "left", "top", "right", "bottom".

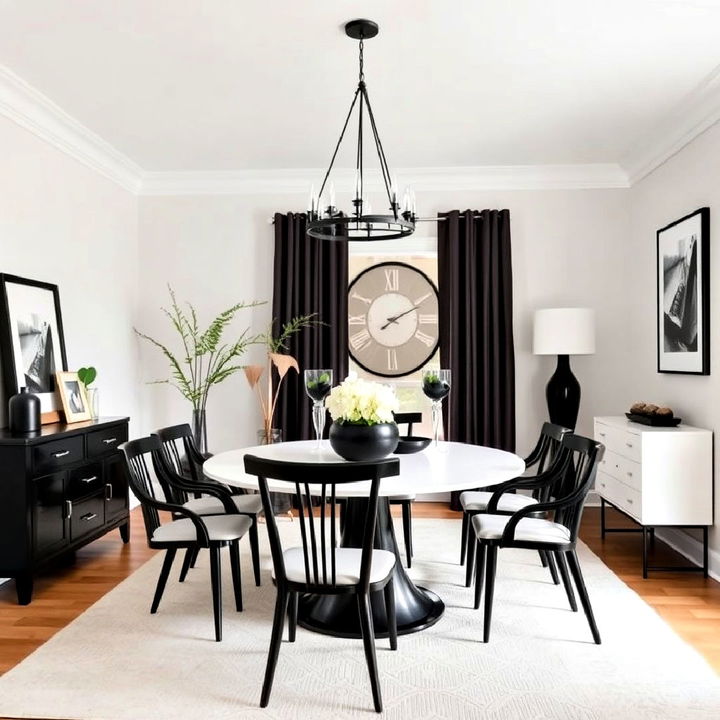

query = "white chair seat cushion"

[
  {"left": 472, "top": 513, "right": 571, "bottom": 545},
  {"left": 389, "top": 493, "right": 416, "bottom": 501},
  {"left": 152, "top": 514, "right": 252, "bottom": 543},
  {"left": 183, "top": 494, "right": 263, "bottom": 516},
  {"left": 276, "top": 547, "right": 396, "bottom": 586},
  {"left": 460, "top": 490, "right": 537, "bottom": 513}
]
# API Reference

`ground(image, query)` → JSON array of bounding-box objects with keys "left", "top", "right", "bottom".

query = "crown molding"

[
  {"left": 622, "top": 61, "right": 720, "bottom": 185},
  {"left": 0, "top": 65, "right": 142, "bottom": 193},
  {"left": 139, "top": 163, "right": 629, "bottom": 195}
]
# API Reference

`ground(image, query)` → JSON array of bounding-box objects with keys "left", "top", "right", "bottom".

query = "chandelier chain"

[{"left": 358, "top": 37, "right": 364, "bottom": 83}]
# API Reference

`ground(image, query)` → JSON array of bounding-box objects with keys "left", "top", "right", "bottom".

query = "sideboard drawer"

[
  {"left": 67, "top": 462, "right": 103, "bottom": 500},
  {"left": 599, "top": 449, "right": 623, "bottom": 480},
  {"left": 617, "top": 455, "right": 642, "bottom": 493},
  {"left": 615, "top": 484, "right": 642, "bottom": 521},
  {"left": 70, "top": 493, "right": 105, "bottom": 540},
  {"left": 595, "top": 470, "right": 617, "bottom": 500},
  {"left": 614, "top": 429, "right": 642, "bottom": 463},
  {"left": 33, "top": 436, "right": 85, "bottom": 474},
  {"left": 87, "top": 425, "right": 127, "bottom": 458}
]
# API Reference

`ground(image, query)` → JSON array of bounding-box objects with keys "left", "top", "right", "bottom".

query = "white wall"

[
  {"left": 137, "top": 188, "right": 631, "bottom": 457},
  {"left": 0, "top": 115, "right": 140, "bottom": 431},
  {"left": 627, "top": 121, "right": 720, "bottom": 562}
]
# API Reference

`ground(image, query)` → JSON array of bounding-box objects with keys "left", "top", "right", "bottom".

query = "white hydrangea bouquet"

[{"left": 326, "top": 372, "right": 399, "bottom": 426}]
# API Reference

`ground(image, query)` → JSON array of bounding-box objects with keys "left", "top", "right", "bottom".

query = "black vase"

[
  {"left": 8, "top": 387, "right": 41, "bottom": 433},
  {"left": 329, "top": 421, "right": 399, "bottom": 461}
]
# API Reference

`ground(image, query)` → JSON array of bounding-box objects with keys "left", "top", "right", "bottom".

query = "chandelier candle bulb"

[{"left": 329, "top": 181, "right": 336, "bottom": 210}]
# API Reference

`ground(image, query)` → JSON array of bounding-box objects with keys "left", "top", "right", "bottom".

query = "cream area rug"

[{"left": 0, "top": 519, "right": 718, "bottom": 720}]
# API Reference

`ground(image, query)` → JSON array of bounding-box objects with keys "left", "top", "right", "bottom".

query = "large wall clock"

[{"left": 347, "top": 261, "right": 440, "bottom": 377}]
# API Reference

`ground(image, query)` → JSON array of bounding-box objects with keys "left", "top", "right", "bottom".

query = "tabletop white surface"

[{"left": 203, "top": 440, "right": 525, "bottom": 497}]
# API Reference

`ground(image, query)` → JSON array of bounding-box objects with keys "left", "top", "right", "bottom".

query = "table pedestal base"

[{"left": 297, "top": 497, "right": 445, "bottom": 638}]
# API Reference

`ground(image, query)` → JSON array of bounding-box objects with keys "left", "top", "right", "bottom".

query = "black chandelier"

[{"left": 306, "top": 19, "right": 416, "bottom": 241}]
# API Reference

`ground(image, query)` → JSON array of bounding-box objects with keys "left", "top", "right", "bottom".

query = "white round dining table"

[{"left": 204, "top": 440, "right": 524, "bottom": 637}]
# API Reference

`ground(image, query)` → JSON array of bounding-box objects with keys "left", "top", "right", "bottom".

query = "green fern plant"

[{"left": 134, "top": 286, "right": 265, "bottom": 413}]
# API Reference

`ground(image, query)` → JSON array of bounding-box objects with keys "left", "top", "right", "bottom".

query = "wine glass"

[
  {"left": 304, "top": 369, "right": 333, "bottom": 449},
  {"left": 422, "top": 369, "right": 451, "bottom": 447}
]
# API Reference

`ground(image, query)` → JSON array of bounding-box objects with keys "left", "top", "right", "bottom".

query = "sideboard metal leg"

[
  {"left": 600, "top": 498, "right": 606, "bottom": 539},
  {"left": 642, "top": 527, "right": 648, "bottom": 579},
  {"left": 703, "top": 526, "right": 709, "bottom": 578}
]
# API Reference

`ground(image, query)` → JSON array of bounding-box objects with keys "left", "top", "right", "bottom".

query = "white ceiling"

[{"left": 1, "top": 0, "right": 720, "bottom": 175}]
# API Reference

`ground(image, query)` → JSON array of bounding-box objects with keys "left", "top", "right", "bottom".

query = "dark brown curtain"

[
  {"left": 438, "top": 209, "right": 516, "bottom": 509},
  {"left": 272, "top": 212, "right": 348, "bottom": 441}
]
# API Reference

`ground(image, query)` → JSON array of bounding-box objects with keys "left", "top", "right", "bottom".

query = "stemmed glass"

[
  {"left": 304, "top": 369, "right": 333, "bottom": 449},
  {"left": 422, "top": 369, "right": 451, "bottom": 447}
]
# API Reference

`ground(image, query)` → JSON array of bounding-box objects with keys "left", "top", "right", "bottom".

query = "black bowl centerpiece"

[{"left": 326, "top": 374, "right": 400, "bottom": 461}]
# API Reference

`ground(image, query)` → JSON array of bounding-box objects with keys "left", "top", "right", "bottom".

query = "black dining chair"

[
  {"left": 244, "top": 453, "right": 400, "bottom": 713},
  {"left": 121, "top": 436, "right": 251, "bottom": 642},
  {"left": 388, "top": 411, "right": 422, "bottom": 567},
  {"left": 470, "top": 433, "right": 604, "bottom": 644},
  {"left": 154, "top": 424, "right": 262, "bottom": 587},
  {"left": 460, "top": 422, "right": 570, "bottom": 587}
]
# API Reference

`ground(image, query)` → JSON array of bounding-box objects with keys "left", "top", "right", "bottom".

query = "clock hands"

[{"left": 381, "top": 305, "right": 420, "bottom": 330}]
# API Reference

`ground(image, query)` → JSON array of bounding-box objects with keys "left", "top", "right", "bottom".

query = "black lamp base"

[{"left": 546, "top": 354, "right": 580, "bottom": 430}]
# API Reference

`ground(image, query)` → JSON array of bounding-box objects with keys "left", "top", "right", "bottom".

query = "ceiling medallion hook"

[{"left": 306, "top": 19, "right": 416, "bottom": 242}]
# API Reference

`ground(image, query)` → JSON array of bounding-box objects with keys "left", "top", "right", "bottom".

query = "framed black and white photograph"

[
  {"left": 55, "top": 371, "right": 91, "bottom": 423},
  {"left": 657, "top": 208, "right": 710, "bottom": 374},
  {"left": 0, "top": 274, "right": 68, "bottom": 416}
]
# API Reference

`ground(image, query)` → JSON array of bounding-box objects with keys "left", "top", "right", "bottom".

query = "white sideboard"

[{"left": 593, "top": 416, "right": 712, "bottom": 577}]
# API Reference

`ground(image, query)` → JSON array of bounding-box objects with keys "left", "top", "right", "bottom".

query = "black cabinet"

[{"left": 0, "top": 417, "right": 129, "bottom": 604}]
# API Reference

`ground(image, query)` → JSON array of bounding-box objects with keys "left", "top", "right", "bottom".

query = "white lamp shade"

[{"left": 533, "top": 308, "right": 595, "bottom": 355}]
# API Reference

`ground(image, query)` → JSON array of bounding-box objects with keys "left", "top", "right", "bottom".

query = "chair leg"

[
  {"left": 483, "top": 545, "right": 498, "bottom": 643},
  {"left": 357, "top": 592, "right": 383, "bottom": 713},
  {"left": 288, "top": 591, "right": 298, "bottom": 643},
  {"left": 260, "top": 589, "right": 289, "bottom": 708},
  {"left": 249, "top": 518, "right": 261, "bottom": 587},
  {"left": 554, "top": 551, "right": 578, "bottom": 612},
  {"left": 567, "top": 550, "right": 601, "bottom": 645},
  {"left": 538, "top": 549, "right": 548, "bottom": 567},
  {"left": 465, "top": 528, "right": 476, "bottom": 587},
  {"left": 179, "top": 548, "right": 194, "bottom": 582},
  {"left": 546, "top": 549, "right": 560, "bottom": 585},
  {"left": 209, "top": 545, "right": 223, "bottom": 642},
  {"left": 473, "top": 542, "right": 487, "bottom": 610},
  {"left": 151, "top": 548, "right": 177, "bottom": 614},
  {"left": 383, "top": 580, "right": 398, "bottom": 651},
  {"left": 189, "top": 546, "right": 200, "bottom": 568},
  {"left": 460, "top": 511, "right": 468, "bottom": 565},
  {"left": 229, "top": 540, "right": 243, "bottom": 612},
  {"left": 402, "top": 502, "right": 413, "bottom": 568}
]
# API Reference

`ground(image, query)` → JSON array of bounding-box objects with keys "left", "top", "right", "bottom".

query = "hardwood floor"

[{"left": 0, "top": 502, "right": 718, "bottom": 706}]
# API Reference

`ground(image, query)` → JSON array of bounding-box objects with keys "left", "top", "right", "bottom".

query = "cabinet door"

[
  {"left": 104, "top": 453, "right": 129, "bottom": 520},
  {"left": 32, "top": 472, "right": 68, "bottom": 559}
]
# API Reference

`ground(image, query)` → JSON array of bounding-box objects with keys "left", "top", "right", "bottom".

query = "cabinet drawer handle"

[
  {"left": 626, "top": 442, "right": 633, "bottom": 448},
  {"left": 626, "top": 498, "right": 633, "bottom": 505},
  {"left": 80, "top": 476, "right": 98, "bottom": 484},
  {"left": 599, "top": 481, "right": 606, "bottom": 488},
  {"left": 105, "top": 483, "right": 113, "bottom": 501},
  {"left": 102, "top": 437, "right": 118, "bottom": 445},
  {"left": 81, "top": 512, "right": 98, "bottom": 522},
  {"left": 626, "top": 471, "right": 633, "bottom": 477},
  {"left": 598, "top": 432, "right": 606, "bottom": 438},
  {"left": 53, "top": 450, "right": 70, "bottom": 458},
  {"left": 65, "top": 500, "right": 72, "bottom": 519}
]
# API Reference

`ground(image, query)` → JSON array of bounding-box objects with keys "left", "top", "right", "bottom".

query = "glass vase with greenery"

[{"left": 135, "top": 286, "right": 263, "bottom": 454}]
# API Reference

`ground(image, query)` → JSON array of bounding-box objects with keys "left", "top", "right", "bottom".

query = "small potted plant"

[
  {"left": 326, "top": 373, "right": 400, "bottom": 461},
  {"left": 78, "top": 366, "right": 98, "bottom": 419}
]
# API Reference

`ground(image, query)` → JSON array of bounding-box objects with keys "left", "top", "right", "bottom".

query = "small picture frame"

[{"left": 56, "top": 371, "right": 91, "bottom": 423}]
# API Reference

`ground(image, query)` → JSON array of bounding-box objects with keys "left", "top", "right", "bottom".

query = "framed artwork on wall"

[
  {"left": 656, "top": 207, "right": 710, "bottom": 375},
  {"left": 0, "top": 274, "right": 68, "bottom": 418}
]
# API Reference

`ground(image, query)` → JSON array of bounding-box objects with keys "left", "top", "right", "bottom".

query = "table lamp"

[{"left": 533, "top": 308, "right": 595, "bottom": 430}]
